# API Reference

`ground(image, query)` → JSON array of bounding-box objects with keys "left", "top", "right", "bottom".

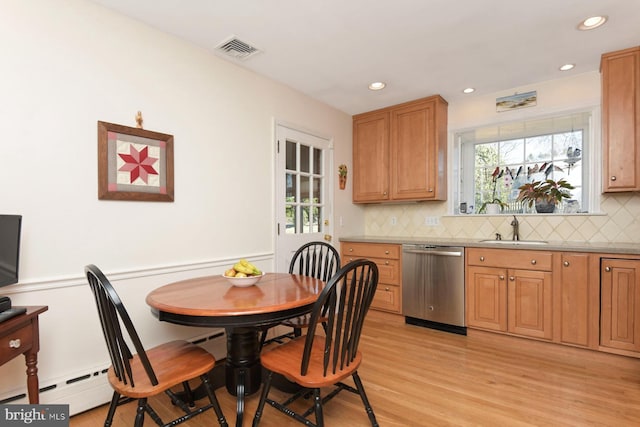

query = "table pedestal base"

[{"left": 225, "top": 327, "right": 261, "bottom": 426}]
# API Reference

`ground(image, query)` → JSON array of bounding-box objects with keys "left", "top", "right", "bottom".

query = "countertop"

[{"left": 339, "top": 236, "right": 640, "bottom": 255}]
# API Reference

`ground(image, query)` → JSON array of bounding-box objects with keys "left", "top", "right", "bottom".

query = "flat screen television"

[{"left": 0, "top": 214, "right": 22, "bottom": 287}]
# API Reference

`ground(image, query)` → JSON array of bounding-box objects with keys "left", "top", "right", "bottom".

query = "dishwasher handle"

[{"left": 402, "top": 247, "right": 463, "bottom": 257}]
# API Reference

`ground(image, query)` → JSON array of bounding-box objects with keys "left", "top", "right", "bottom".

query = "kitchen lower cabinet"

[
  {"left": 466, "top": 248, "right": 553, "bottom": 340},
  {"left": 600, "top": 258, "right": 640, "bottom": 353},
  {"left": 466, "top": 266, "right": 506, "bottom": 331},
  {"left": 341, "top": 242, "right": 401, "bottom": 314},
  {"left": 553, "top": 253, "right": 593, "bottom": 348}
]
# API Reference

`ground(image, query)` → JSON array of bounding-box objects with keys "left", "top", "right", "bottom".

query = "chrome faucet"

[{"left": 511, "top": 215, "right": 520, "bottom": 241}]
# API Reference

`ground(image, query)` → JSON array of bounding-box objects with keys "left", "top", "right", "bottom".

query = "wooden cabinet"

[
  {"left": 600, "top": 258, "right": 640, "bottom": 353},
  {"left": 601, "top": 46, "right": 640, "bottom": 192},
  {"left": 341, "top": 242, "right": 402, "bottom": 314},
  {"left": 466, "top": 248, "right": 552, "bottom": 340},
  {"left": 553, "top": 253, "right": 594, "bottom": 348},
  {"left": 352, "top": 95, "right": 447, "bottom": 203},
  {"left": 352, "top": 111, "right": 390, "bottom": 202}
]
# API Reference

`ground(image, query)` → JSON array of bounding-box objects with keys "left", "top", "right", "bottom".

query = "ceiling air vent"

[{"left": 215, "top": 36, "right": 261, "bottom": 60}]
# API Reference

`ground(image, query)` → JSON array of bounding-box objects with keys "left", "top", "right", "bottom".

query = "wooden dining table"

[{"left": 146, "top": 272, "right": 325, "bottom": 427}]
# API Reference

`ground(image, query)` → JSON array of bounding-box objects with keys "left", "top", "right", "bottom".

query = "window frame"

[{"left": 452, "top": 108, "right": 600, "bottom": 215}]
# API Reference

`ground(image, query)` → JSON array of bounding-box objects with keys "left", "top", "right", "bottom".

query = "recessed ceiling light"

[
  {"left": 368, "top": 82, "right": 386, "bottom": 91},
  {"left": 578, "top": 15, "right": 608, "bottom": 30},
  {"left": 559, "top": 64, "right": 575, "bottom": 71},
  {"left": 463, "top": 87, "right": 475, "bottom": 94}
]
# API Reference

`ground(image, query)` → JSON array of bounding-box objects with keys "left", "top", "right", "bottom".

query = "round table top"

[{"left": 146, "top": 272, "right": 325, "bottom": 328}]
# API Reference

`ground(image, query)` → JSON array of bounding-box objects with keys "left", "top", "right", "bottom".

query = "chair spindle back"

[
  {"left": 301, "top": 259, "right": 378, "bottom": 376},
  {"left": 85, "top": 264, "right": 158, "bottom": 388},
  {"left": 289, "top": 241, "right": 340, "bottom": 282}
]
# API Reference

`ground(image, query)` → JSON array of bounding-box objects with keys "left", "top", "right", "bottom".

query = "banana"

[
  {"left": 233, "top": 262, "right": 255, "bottom": 275},
  {"left": 240, "top": 259, "right": 261, "bottom": 275}
]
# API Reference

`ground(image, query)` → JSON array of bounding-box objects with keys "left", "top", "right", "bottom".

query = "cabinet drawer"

[
  {"left": 0, "top": 324, "right": 32, "bottom": 365},
  {"left": 371, "top": 284, "right": 401, "bottom": 313},
  {"left": 341, "top": 242, "right": 400, "bottom": 259},
  {"left": 467, "top": 248, "right": 552, "bottom": 271},
  {"left": 342, "top": 255, "right": 400, "bottom": 285}
]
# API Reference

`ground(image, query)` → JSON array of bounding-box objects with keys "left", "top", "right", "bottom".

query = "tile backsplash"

[{"left": 364, "top": 193, "right": 640, "bottom": 243}]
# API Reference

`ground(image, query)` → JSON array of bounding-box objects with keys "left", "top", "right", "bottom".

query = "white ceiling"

[{"left": 90, "top": 0, "right": 640, "bottom": 115}]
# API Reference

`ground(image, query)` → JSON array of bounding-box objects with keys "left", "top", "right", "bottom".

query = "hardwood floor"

[{"left": 70, "top": 310, "right": 640, "bottom": 426}]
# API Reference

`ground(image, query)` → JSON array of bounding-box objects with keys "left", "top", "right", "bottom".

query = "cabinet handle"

[
  {"left": 349, "top": 248, "right": 353, "bottom": 252},
  {"left": 499, "top": 275, "right": 505, "bottom": 280},
  {"left": 385, "top": 287, "right": 390, "bottom": 291},
  {"left": 480, "top": 256, "right": 485, "bottom": 262},
  {"left": 531, "top": 259, "right": 537, "bottom": 265},
  {"left": 383, "top": 191, "right": 388, "bottom": 196},
  {"left": 9, "top": 339, "right": 21, "bottom": 349},
  {"left": 605, "top": 266, "right": 611, "bottom": 272},
  {"left": 563, "top": 261, "right": 570, "bottom": 267},
  {"left": 384, "top": 250, "right": 389, "bottom": 254},
  {"left": 428, "top": 188, "right": 434, "bottom": 193},
  {"left": 384, "top": 261, "right": 389, "bottom": 265},
  {"left": 611, "top": 176, "right": 617, "bottom": 181},
  {"left": 509, "top": 276, "right": 515, "bottom": 281}
]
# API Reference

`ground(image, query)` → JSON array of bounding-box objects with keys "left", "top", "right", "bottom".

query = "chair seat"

[
  {"left": 260, "top": 336, "right": 362, "bottom": 388},
  {"left": 108, "top": 340, "right": 216, "bottom": 398}
]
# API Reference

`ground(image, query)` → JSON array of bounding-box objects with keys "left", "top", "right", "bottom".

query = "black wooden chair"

[
  {"left": 85, "top": 264, "right": 228, "bottom": 427},
  {"left": 252, "top": 259, "right": 379, "bottom": 427},
  {"left": 260, "top": 241, "right": 341, "bottom": 347}
]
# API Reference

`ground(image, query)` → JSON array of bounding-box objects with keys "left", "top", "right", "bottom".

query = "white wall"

[{"left": 0, "top": 0, "right": 363, "bottom": 410}]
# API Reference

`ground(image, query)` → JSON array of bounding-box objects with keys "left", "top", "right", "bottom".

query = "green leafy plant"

[{"left": 517, "top": 178, "right": 575, "bottom": 208}]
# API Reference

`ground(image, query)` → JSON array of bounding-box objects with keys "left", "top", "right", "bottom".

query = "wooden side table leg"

[{"left": 25, "top": 350, "right": 39, "bottom": 404}]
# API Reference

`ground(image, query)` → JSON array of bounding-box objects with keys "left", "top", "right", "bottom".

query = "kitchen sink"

[{"left": 479, "top": 239, "right": 548, "bottom": 245}]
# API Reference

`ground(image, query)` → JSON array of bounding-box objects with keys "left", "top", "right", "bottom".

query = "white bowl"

[{"left": 222, "top": 271, "right": 265, "bottom": 287}]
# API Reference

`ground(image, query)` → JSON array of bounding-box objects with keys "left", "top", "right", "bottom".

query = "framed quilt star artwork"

[{"left": 97, "top": 121, "right": 174, "bottom": 201}]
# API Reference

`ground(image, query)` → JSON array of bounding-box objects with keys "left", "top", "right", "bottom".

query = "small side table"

[{"left": 0, "top": 306, "right": 48, "bottom": 403}]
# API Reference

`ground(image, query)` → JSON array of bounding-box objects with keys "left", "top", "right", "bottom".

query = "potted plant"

[
  {"left": 479, "top": 167, "right": 507, "bottom": 214},
  {"left": 517, "top": 178, "right": 575, "bottom": 213}
]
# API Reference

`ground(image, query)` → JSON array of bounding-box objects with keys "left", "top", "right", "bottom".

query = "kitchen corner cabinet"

[
  {"left": 466, "top": 248, "right": 552, "bottom": 340},
  {"left": 600, "top": 258, "right": 640, "bottom": 353},
  {"left": 341, "top": 242, "right": 402, "bottom": 314},
  {"left": 601, "top": 46, "right": 640, "bottom": 192},
  {"left": 352, "top": 95, "right": 448, "bottom": 203}
]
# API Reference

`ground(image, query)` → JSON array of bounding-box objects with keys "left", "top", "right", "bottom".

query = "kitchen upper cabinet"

[
  {"left": 601, "top": 46, "right": 640, "bottom": 192},
  {"left": 466, "top": 248, "right": 553, "bottom": 340},
  {"left": 352, "top": 95, "right": 447, "bottom": 203},
  {"left": 600, "top": 258, "right": 640, "bottom": 353},
  {"left": 352, "top": 111, "right": 390, "bottom": 202}
]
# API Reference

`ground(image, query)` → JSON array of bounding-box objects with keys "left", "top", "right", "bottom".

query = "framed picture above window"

[{"left": 97, "top": 121, "right": 174, "bottom": 202}]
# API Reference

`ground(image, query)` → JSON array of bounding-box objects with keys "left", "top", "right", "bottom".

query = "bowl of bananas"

[{"left": 223, "top": 259, "right": 265, "bottom": 287}]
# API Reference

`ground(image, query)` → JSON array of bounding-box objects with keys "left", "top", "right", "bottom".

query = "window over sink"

[{"left": 454, "top": 110, "right": 595, "bottom": 215}]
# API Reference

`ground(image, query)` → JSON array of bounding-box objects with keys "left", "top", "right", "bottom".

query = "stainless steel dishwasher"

[{"left": 402, "top": 244, "right": 466, "bottom": 334}]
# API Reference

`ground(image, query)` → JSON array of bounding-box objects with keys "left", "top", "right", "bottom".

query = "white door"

[{"left": 275, "top": 124, "right": 333, "bottom": 273}]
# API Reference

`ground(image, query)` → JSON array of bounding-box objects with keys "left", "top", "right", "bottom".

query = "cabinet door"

[
  {"left": 601, "top": 47, "right": 640, "bottom": 192},
  {"left": 556, "top": 253, "right": 590, "bottom": 347},
  {"left": 508, "top": 269, "right": 552, "bottom": 340},
  {"left": 390, "top": 98, "right": 447, "bottom": 201},
  {"left": 466, "top": 266, "right": 507, "bottom": 331},
  {"left": 601, "top": 259, "right": 640, "bottom": 352},
  {"left": 352, "top": 111, "right": 390, "bottom": 202}
]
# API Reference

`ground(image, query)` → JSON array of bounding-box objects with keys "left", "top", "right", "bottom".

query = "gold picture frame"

[{"left": 97, "top": 121, "right": 174, "bottom": 201}]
